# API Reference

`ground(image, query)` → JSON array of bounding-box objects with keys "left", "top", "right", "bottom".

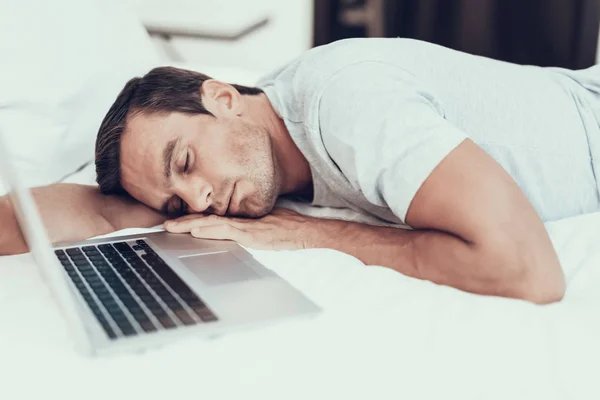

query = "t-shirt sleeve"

[{"left": 318, "top": 61, "right": 467, "bottom": 223}]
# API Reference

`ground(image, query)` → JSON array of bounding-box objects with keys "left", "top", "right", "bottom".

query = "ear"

[{"left": 200, "top": 79, "right": 244, "bottom": 117}]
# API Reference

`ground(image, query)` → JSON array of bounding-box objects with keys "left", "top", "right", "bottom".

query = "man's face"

[{"left": 119, "top": 107, "right": 279, "bottom": 218}]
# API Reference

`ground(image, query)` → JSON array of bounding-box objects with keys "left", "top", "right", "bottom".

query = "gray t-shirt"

[{"left": 257, "top": 38, "right": 600, "bottom": 225}]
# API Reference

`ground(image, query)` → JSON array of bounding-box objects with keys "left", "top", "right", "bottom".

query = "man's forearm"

[
  {"left": 0, "top": 185, "right": 116, "bottom": 255},
  {"left": 0, "top": 195, "right": 28, "bottom": 255},
  {"left": 0, "top": 184, "right": 165, "bottom": 256},
  {"left": 314, "top": 219, "right": 564, "bottom": 303}
]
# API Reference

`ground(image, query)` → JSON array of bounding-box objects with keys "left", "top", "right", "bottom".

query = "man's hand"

[{"left": 163, "top": 208, "right": 331, "bottom": 250}]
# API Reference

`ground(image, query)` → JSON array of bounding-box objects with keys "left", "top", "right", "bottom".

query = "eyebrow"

[
  {"left": 160, "top": 137, "right": 181, "bottom": 214},
  {"left": 163, "top": 137, "right": 181, "bottom": 181}
]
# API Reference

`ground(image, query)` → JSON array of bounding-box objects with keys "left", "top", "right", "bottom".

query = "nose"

[{"left": 177, "top": 177, "right": 213, "bottom": 213}]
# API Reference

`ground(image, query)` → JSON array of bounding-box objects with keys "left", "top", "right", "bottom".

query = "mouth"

[{"left": 225, "top": 183, "right": 235, "bottom": 215}]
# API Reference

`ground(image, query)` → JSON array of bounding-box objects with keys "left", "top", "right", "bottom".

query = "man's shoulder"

[
  {"left": 296, "top": 37, "right": 429, "bottom": 77},
  {"left": 259, "top": 37, "right": 433, "bottom": 86},
  {"left": 257, "top": 38, "right": 437, "bottom": 125}
]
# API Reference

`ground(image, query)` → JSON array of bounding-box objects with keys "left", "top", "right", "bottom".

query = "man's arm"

[
  {"left": 0, "top": 184, "right": 166, "bottom": 255},
  {"left": 315, "top": 140, "right": 565, "bottom": 304},
  {"left": 163, "top": 140, "right": 564, "bottom": 304}
]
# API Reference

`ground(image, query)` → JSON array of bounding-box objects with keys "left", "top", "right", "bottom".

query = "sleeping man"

[{"left": 2, "top": 38, "right": 600, "bottom": 304}]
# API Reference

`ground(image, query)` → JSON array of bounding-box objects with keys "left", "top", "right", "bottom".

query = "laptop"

[{"left": 0, "top": 129, "right": 320, "bottom": 355}]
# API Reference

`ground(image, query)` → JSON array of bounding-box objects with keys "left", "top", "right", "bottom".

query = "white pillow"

[{"left": 0, "top": 0, "right": 160, "bottom": 192}]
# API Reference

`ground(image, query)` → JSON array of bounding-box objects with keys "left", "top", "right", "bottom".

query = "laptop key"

[
  {"left": 81, "top": 298, "right": 97, "bottom": 310},
  {"left": 93, "top": 261, "right": 109, "bottom": 269},
  {"left": 188, "top": 302, "right": 215, "bottom": 320},
  {"left": 68, "top": 273, "right": 80, "bottom": 281},
  {"left": 116, "top": 321, "right": 137, "bottom": 337},
  {"left": 89, "top": 281, "right": 108, "bottom": 292},
  {"left": 113, "top": 261, "right": 128, "bottom": 270},
  {"left": 149, "top": 304, "right": 166, "bottom": 314},
  {"left": 111, "top": 281, "right": 128, "bottom": 293},
  {"left": 138, "top": 319, "right": 157, "bottom": 333},
  {"left": 104, "top": 278, "right": 121, "bottom": 288},
  {"left": 199, "top": 312, "right": 218, "bottom": 322},
  {"left": 103, "top": 270, "right": 119, "bottom": 279},
  {"left": 101, "top": 295, "right": 117, "bottom": 306},
  {"left": 66, "top": 248, "right": 83, "bottom": 256},
  {"left": 158, "top": 317, "right": 177, "bottom": 329},
  {"left": 94, "top": 264, "right": 110, "bottom": 273},
  {"left": 145, "top": 247, "right": 158, "bottom": 257},
  {"left": 99, "top": 321, "right": 117, "bottom": 339},
  {"left": 69, "top": 272, "right": 82, "bottom": 281},
  {"left": 173, "top": 309, "right": 196, "bottom": 326},
  {"left": 184, "top": 298, "right": 205, "bottom": 311},
  {"left": 70, "top": 253, "right": 86, "bottom": 259},
  {"left": 80, "top": 269, "right": 97, "bottom": 278},
  {"left": 113, "top": 242, "right": 133, "bottom": 254}
]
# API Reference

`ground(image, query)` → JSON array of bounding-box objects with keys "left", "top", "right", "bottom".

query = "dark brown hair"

[{"left": 95, "top": 66, "right": 263, "bottom": 196}]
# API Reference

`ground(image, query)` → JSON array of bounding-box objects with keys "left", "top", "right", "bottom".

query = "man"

[{"left": 3, "top": 38, "right": 600, "bottom": 303}]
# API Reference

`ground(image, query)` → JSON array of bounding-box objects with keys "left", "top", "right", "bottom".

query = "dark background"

[{"left": 314, "top": 0, "right": 600, "bottom": 69}]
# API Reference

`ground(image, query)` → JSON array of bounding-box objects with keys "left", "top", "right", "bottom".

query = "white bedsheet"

[{"left": 1, "top": 167, "right": 600, "bottom": 400}]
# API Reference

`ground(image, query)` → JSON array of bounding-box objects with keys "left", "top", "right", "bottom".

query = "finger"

[
  {"left": 165, "top": 216, "right": 245, "bottom": 233},
  {"left": 164, "top": 214, "right": 220, "bottom": 232},
  {"left": 167, "top": 213, "right": 249, "bottom": 226},
  {"left": 167, "top": 213, "right": 208, "bottom": 223},
  {"left": 190, "top": 224, "right": 249, "bottom": 243}
]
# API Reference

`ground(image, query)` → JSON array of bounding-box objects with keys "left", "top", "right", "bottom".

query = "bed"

[
  {"left": 2, "top": 3, "right": 599, "bottom": 396},
  {"left": 1, "top": 158, "right": 600, "bottom": 400}
]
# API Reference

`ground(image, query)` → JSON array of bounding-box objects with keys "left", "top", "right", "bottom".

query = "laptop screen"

[{"left": 0, "top": 128, "right": 92, "bottom": 353}]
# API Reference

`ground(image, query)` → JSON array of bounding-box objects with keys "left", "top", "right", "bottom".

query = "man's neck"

[{"left": 248, "top": 94, "right": 313, "bottom": 198}]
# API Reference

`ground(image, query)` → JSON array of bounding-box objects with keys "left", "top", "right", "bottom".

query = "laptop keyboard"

[{"left": 54, "top": 239, "right": 218, "bottom": 340}]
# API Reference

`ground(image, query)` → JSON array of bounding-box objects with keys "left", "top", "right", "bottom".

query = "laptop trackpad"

[{"left": 179, "top": 251, "right": 260, "bottom": 286}]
